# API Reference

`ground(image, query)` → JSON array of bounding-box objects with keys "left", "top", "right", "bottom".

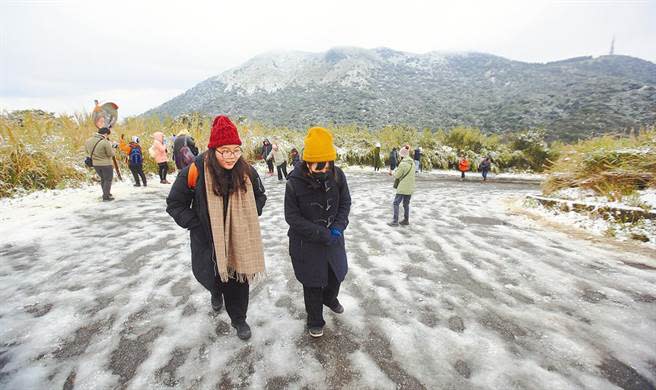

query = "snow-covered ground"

[
  {"left": 1, "top": 171, "right": 655, "bottom": 389},
  {"left": 523, "top": 188, "right": 656, "bottom": 247},
  {"left": 549, "top": 187, "right": 656, "bottom": 211},
  {"left": 342, "top": 165, "right": 545, "bottom": 183}
]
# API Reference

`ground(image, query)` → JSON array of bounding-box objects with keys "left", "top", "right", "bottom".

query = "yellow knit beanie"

[{"left": 302, "top": 127, "right": 337, "bottom": 162}]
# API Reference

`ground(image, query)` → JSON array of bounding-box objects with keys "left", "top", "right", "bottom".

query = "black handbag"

[{"left": 84, "top": 138, "right": 103, "bottom": 167}]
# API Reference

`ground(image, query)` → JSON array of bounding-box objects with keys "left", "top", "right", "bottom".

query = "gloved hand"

[{"left": 328, "top": 227, "right": 342, "bottom": 245}]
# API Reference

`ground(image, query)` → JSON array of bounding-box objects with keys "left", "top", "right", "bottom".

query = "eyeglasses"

[{"left": 216, "top": 149, "right": 242, "bottom": 159}]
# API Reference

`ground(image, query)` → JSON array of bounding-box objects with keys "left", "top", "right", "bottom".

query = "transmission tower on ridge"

[{"left": 609, "top": 35, "right": 615, "bottom": 55}]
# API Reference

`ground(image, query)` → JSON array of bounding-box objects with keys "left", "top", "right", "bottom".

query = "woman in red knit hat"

[{"left": 166, "top": 115, "right": 267, "bottom": 341}]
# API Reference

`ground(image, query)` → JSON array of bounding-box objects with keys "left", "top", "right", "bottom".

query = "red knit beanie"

[{"left": 208, "top": 115, "right": 241, "bottom": 148}]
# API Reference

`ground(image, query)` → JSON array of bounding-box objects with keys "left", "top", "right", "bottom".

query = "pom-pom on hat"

[
  {"left": 302, "top": 127, "right": 336, "bottom": 162},
  {"left": 208, "top": 115, "right": 241, "bottom": 148}
]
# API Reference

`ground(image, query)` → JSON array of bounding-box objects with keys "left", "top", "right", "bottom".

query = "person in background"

[
  {"left": 479, "top": 155, "right": 492, "bottom": 182},
  {"left": 458, "top": 155, "right": 470, "bottom": 181},
  {"left": 267, "top": 143, "right": 288, "bottom": 181},
  {"left": 290, "top": 148, "right": 301, "bottom": 169},
  {"left": 388, "top": 147, "right": 415, "bottom": 226},
  {"left": 413, "top": 146, "right": 422, "bottom": 173},
  {"left": 85, "top": 123, "right": 116, "bottom": 201},
  {"left": 173, "top": 129, "right": 199, "bottom": 170},
  {"left": 150, "top": 132, "right": 170, "bottom": 184},
  {"left": 261, "top": 139, "right": 274, "bottom": 176},
  {"left": 373, "top": 142, "right": 382, "bottom": 172},
  {"left": 389, "top": 147, "right": 399, "bottom": 173},
  {"left": 119, "top": 135, "right": 147, "bottom": 187}
]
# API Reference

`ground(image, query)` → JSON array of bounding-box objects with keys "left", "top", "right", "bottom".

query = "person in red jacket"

[{"left": 458, "top": 155, "right": 470, "bottom": 180}]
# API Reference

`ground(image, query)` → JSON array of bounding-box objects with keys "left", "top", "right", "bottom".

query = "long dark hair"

[{"left": 206, "top": 149, "right": 250, "bottom": 196}]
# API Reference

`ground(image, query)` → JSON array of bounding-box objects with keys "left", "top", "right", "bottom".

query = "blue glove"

[
  {"left": 330, "top": 227, "right": 342, "bottom": 237},
  {"left": 328, "top": 228, "right": 342, "bottom": 245}
]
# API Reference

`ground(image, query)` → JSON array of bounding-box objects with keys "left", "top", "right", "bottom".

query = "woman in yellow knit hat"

[{"left": 284, "top": 127, "right": 352, "bottom": 338}]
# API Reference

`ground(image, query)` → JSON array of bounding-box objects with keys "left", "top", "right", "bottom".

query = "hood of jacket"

[{"left": 153, "top": 132, "right": 164, "bottom": 143}]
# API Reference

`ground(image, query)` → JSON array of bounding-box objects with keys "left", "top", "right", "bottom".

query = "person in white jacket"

[{"left": 267, "top": 144, "right": 288, "bottom": 180}]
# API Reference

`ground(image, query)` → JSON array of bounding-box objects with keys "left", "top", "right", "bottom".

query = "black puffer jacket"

[
  {"left": 284, "top": 166, "right": 351, "bottom": 287},
  {"left": 166, "top": 153, "right": 266, "bottom": 291}
]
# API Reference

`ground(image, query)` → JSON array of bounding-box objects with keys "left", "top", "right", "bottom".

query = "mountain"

[{"left": 144, "top": 47, "right": 656, "bottom": 140}]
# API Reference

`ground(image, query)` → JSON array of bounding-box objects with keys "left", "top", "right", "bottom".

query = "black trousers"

[
  {"left": 303, "top": 267, "right": 341, "bottom": 328},
  {"left": 158, "top": 162, "right": 168, "bottom": 181},
  {"left": 276, "top": 163, "right": 288, "bottom": 180},
  {"left": 266, "top": 159, "right": 274, "bottom": 173},
  {"left": 129, "top": 164, "right": 147, "bottom": 186},
  {"left": 212, "top": 278, "right": 249, "bottom": 324}
]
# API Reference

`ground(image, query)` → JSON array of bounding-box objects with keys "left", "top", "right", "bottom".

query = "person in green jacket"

[
  {"left": 388, "top": 147, "right": 415, "bottom": 226},
  {"left": 85, "top": 126, "right": 116, "bottom": 201}
]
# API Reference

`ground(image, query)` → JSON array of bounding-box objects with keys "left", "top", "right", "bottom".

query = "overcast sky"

[{"left": 1, "top": 0, "right": 654, "bottom": 117}]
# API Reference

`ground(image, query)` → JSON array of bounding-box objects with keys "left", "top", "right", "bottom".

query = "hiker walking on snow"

[
  {"left": 119, "top": 135, "right": 147, "bottom": 187},
  {"left": 479, "top": 156, "right": 492, "bottom": 182},
  {"left": 373, "top": 142, "right": 382, "bottom": 172},
  {"left": 285, "top": 127, "right": 351, "bottom": 338},
  {"left": 267, "top": 144, "right": 288, "bottom": 180},
  {"left": 166, "top": 115, "right": 267, "bottom": 341},
  {"left": 458, "top": 155, "right": 470, "bottom": 181},
  {"left": 173, "top": 129, "right": 199, "bottom": 170},
  {"left": 388, "top": 147, "right": 415, "bottom": 226},
  {"left": 85, "top": 126, "right": 116, "bottom": 201},
  {"left": 413, "top": 147, "right": 422, "bottom": 173},
  {"left": 389, "top": 147, "right": 399, "bottom": 172},
  {"left": 150, "top": 132, "right": 170, "bottom": 184},
  {"left": 261, "top": 139, "right": 274, "bottom": 176}
]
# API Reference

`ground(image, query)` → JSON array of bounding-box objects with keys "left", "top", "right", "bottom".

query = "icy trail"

[{"left": 0, "top": 171, "right": 655, "bottom": 389}]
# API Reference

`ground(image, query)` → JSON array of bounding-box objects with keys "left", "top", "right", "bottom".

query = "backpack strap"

[
  {"left": 89, "top": 137, "right": 103, "bottom": 164},
  {"left": 187, "top": 161, "right": 199, "bottom": 190}
]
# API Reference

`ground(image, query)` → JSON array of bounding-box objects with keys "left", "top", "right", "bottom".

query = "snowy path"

[{"left": 1, "top": 171, "right": 655, "bottom": 390}]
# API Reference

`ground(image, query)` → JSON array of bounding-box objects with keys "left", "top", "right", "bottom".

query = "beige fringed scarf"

[{"left": 204, "top": 160, "right": 266, "bottom": 283}]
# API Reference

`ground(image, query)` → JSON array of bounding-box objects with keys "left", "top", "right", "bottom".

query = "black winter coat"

[
  {"left": 261, "top": 142, "right": 272, "bottom": 160},
  {"left": 389, "top": 150, "right": 398, "bottom": 166},
  {"left": 284, "top": 166, "right": 351, "bottom": 287},
  {"left": 166, "top": 153, "right": 266, "bottom": 292}
]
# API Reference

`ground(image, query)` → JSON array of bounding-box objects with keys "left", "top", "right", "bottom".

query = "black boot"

[
  {"left": 328, "top": 300, "right": 344, "bottom": 314},
  {"left": 231, "top": 321, "right": 252, "bottom": 340},
  {"left": 400, "top": 219, "right": 409, "bottom": 226},
  {"left": 211, "top": 292, "right": 223, "bottom": 312}
]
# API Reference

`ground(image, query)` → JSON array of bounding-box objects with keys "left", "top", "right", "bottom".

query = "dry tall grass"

[
  {"left": 542, "top": 128, "right": 656, "bottom": 200},
  {"left": 2, "top": 109, "right": 654, "bottom": 199}
]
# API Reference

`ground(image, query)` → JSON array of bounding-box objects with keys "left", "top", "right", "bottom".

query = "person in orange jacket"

[{"left": 458, "top": 155, "right": 470, "bottom": 180}]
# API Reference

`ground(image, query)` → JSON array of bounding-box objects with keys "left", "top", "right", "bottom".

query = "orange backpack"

[{"left": 187, "top": 162, "right": 199, "bottom": 189}]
